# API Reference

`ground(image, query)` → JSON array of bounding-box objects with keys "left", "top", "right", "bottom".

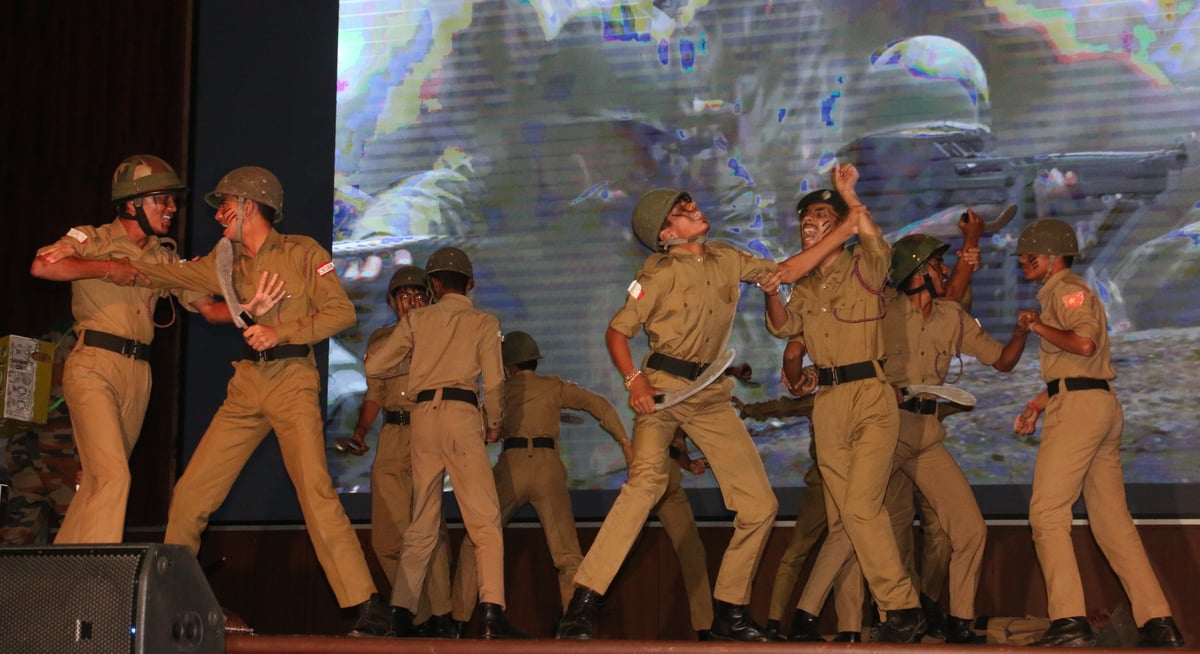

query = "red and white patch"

[
  {"left": 67, "top": 228, "right": 88, "bottom": 244},
  {"left": 1062, "top": 290, "right": 1085, "bottom": 309},
  {"left": 627, "top": 280, "right": 644, "bottom": 300},
  {"left": 316, "top": 260, "right": 336, "bottom": 277}
]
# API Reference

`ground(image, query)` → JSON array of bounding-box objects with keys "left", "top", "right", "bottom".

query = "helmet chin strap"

[
  {"left": 660, "top": 234, "right": 708, "bottom": 249},
  {"left": 1037, "top": 255, "right": 1057, "bottom": 285},
  {"left": 227, "top": 198, "right": 247, "bottom": 243},
  {"left": 127, "top": 201, "right": 161, "bottom": 237},
  {"left": 903, "top": 272, "right": 938, "bottom": 297}
]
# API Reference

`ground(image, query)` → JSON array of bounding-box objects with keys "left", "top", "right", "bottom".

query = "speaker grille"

[{"left": 0, "top": 548, "right": 143, "bottom": 654}]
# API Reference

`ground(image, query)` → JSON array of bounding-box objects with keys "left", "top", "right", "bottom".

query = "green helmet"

[
  {"left": 632, "top": 189, "right": 688, "bottom": 252},
  {"left": 386, "top": 265, "right": 428, "bottom": 308},
  {"left": 891, "top": 234, "right": 951, "bottom": 286},
  {"left": 425, "top": 246, "right": 473, "bottom": 278},
  {"left": 1016, "top": 219, "right": 1079, "bottom": 256},
  {"left": 204, "top": 166, "right": 284, "bottom": 222},
  {"left": 796, "top": 188, "right": 849, "bottom": 219},
  {"left": 111, "top": 154, "right": 186, "bottom": 202},
  {"left": 501, "top": 331, "right": 542, "bottom": 367}
]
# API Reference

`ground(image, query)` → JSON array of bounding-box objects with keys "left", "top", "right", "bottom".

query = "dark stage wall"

[{"left": 161, "top": 523, "right": 1199, "bottom": 643}]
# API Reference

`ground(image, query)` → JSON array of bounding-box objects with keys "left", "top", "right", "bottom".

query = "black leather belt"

[
  {"left": 243, "top": 344, "right": 311, "bottom": 362},
  {"left": 816, "top": 360, "right": 879, "bottom": 386},
  {"left": 83, "top": 330, "right": 150, "bottom": 361},
  {"left": 502, "top": 437, "right": 556, "bottom": 451},
  {"left": 415, "top": 387, "right": 478, "bottom": 405},
  {"left": 384, "top": 410, "right": 410, "bottom": 426},
  {"left": 1047, "top": 377, "right": 1111, "bottom": 397},
  {"left": 646, "top": 352, "right": 709, "bottom": 381},
  {"left": 899, "top": 397, "right": 939, "bottom": 415}
]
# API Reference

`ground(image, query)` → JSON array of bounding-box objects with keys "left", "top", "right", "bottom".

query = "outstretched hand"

[{"left": 244, "top": 271, "right": 288, "bottom": 317}]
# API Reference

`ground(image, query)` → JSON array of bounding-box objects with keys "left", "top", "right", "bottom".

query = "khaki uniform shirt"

[
  {"left": 881, "top": 291, "right": 1003, "bottom": 387},
  {"left": 365, "top": 293, "right": 504, "bottom": 431},
  {"left": 502, "top": 370, "right": 628, "bottom": 445},
  {"left": 767, "top": 235, "right": 890, "bottom": 368},
  {"left": 131, "top": 229, "right": 356, "bottom": 368},
  {"left": 610, "top": 242, "right": 776, "bottom": 368},
  {"left": 51, "top": 219, "right": 205, "bottom": 342},
  {"left": 364, "top": 325, "right": 416, "bottom": 412},
  {"left": 1036, "top": 269, "right": 1115, "bottom": 382}
]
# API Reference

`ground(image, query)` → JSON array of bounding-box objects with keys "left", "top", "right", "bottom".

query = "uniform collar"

[{"left": 106, "top": 217, "right": 161, "bottom": 252}]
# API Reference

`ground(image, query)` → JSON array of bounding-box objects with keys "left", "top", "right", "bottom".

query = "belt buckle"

[
  {"left": 121, "top": 340, "right": 138, "bottom": 358},
  {"left": 829, "top": 366, "right": 840, "bottom": 385},
  {"left": 256, "top": 348, "right": 270, "bottom": 362}
]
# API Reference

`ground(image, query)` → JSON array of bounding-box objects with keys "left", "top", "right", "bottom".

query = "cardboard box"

[{"left": 0, "top": 335, "right": 55, "bottom": 427}]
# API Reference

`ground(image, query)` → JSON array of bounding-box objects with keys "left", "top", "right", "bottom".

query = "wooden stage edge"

[{"left": 224, "top": 635, "right": 1140, "bottom": 654}]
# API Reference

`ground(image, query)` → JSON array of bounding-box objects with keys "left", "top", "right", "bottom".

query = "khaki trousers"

[
  {"left": 55, "top": 344, "right": 150, "bottom": 544},
  {"left": 807, "top": 378, "right": 917, "bottom": 612},
  {"left": 885, "top": 472, "right": 952, "bottom": 600},
  {"left": 393, "top": 394, "right": 505, "bottom": 610},
  {"left": 1030, "top": 389, "right": 1170, "bottom": 625},
  {"left": 452, "top": 445, "right": 582, "bottom": 620},
  {"left": 574, "top": 379, "right": 777, "bottom": 605},
  {"left": 888, "top": 410, "right": 985, "bottom": 619},
  {"left": 656, "top": 461, "right": 714, "bottom": 631},
  {"left": 770, "top": 460, "right": 866, "bottom": 632},
  {"left": 372, "top": 422, "right": 452, "bottom": 620},
  {"left": 164, "top": 363, "right": 375, "bottom": 607}
]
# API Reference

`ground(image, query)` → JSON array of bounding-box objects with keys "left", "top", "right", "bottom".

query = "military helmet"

[
  {"left": 796, "top": 188, "right": 849, "bottom": 219},
  {"left": 501, "top": 331, "right": 542, "bottom": 367},
  {"left": 111, "top": 154, "right": 186, "bottom": 202},
  {"left": 632, "top": 189, "right": 688, "bottom": 252},
  {"left": 891, "top": 234, "right": 951, "bottom": 286},
  {"left": 425, "top": 246, "right": 473, "bottom": 279},
  {"left": 205, "top": 166, "right": 284, "bottom": 221},
  {"left": 1016, "top": 219, "right": 1079, "bottom": 256},
  {"left": 386, "top": 265, "right": 428, "bottom": 308}
]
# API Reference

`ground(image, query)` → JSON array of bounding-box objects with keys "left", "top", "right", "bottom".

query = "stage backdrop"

[{"left": 187, "top": 0, "right": 1200, "bottom": 523}]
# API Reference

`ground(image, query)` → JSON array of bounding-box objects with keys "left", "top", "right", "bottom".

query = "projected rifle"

[{"left": 842, "top": 130, "right": 1188, "bottom": 220}]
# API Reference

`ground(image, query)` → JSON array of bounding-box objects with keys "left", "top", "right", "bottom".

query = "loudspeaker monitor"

[{"left": 0, "top": 543, "right": 224, "bottom": 653}]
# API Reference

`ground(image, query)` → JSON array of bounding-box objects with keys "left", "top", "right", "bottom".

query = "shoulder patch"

[
  {"left": 1062, "top": 290, "right": 1086, "bottom": 309},
  {"left": 67, "top": 228, "right": 88, "bottom": 244},
  {"left": 316, "top": 260, "right": 336, "bottom": 277},
  {"left": 627, "top": 279, "right": 644, "bottom": 300}
]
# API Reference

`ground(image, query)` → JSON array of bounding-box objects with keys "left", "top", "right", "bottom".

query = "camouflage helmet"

[
  {"left": 1016, "top": 219, "right": 1079, "bottom": 256},
  {"left": 111, "top": 154, "right": 186, "bottom": 202},
  {"left": 891, "top": 234, "right": 951, "bottom": 286},
  {"left": 632, "top": 189, "right": 688, "bottom": 252},
  {"left": 796, "top": 188, "right": 849, "bottom": 219},
  {"left": 501, "top": 331, "right": 542, "bottom": 367},
  {"left": 204, "top": 166, "right": 284, "bottom": 222},
  {"left": 386, "top": 265, "right": 428, "bottom": 308},
  {"left": 425, "top": 246, "right": 473, "bottom": 279}
]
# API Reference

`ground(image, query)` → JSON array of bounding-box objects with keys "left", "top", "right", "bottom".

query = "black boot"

[
  {"left": 479, "top": 602, "right": 529, "bottom": 639},
  {"left": 877, "top": 607, "right": 926, "bottom": 644},
  {"left": 1138, "top": 617, "right": 1185, "bottom": 649},
  {"left": 710, "top": 600, "right": 769, "bottom": 642},
  {"left": 945, "top": 615, "right": 985, "bottom": 644},
  {"left": 347, "top": 593, "right": 392, "bottom": 637},
  {"left": 390, "top": 606, "right": 416, "bottom": 638},
  {"left": 423, "top": 613, "right": 462, "bottom": 639},
  {"left": 1033, "top": 617, "right": 1096, "bottom": 647},
  {"left": 697, "top": 629, "right": 712, "bottom": 641},
  {"left": 787, "top": 608, "right": 825, "bottom": 642},
  {"left": 556, "top": 587, "right": 602, "bottom": 640},
  {"left": 763, "top": 619, "right": 784, "bottom": 641},
  {"left": 920, "top": 592, "right": 947, "bottom": 639},
  {"left": 833, "top": 631, "right": 862, "bottom": 642}
]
